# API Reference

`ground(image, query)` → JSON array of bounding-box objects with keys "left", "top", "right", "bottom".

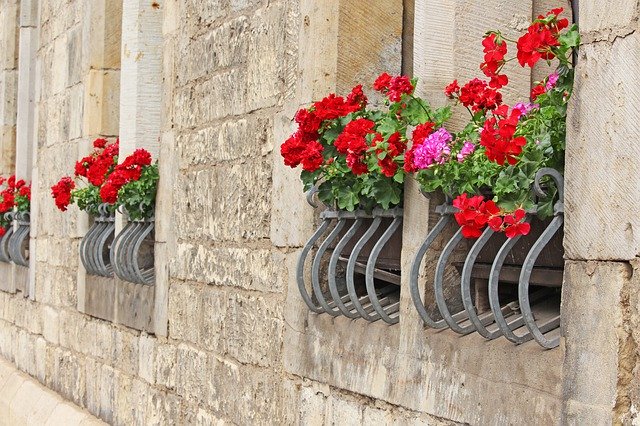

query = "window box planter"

[
  {"left": 80, "top": 204, "right": 115, "bottom": 277},
  {"left": 110, "top": 208, "right": 155, "bottom": 285},
  {"left": 297, "top": 193, "right": 403, "bottom": 324},
  {"left": 410, "top": 169, "right": 564, "bottom": 348},
  {"left": 0, "top": 212, "right": 15, "bottom": 263},
  {"left": 7, "top": 212, "right": 30, "bottom": 267}
]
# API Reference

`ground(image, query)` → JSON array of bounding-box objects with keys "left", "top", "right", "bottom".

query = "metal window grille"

[
  {"left": 410, "top": 168, "right": 564, "bottom": 348},
  {"left": 0, "top": 212, "right": 15, "bottom": 263},
  {"left": 7, "top": 212, "right": 30, "bottom": 267},
  {"left": 297, "top": 192, "right": 403, "bottom": 325},
  {"left": 110, "top": 211, "right": 155, "bottom": 285},
  {"left": 80, "top": 204, "right": 115, "bottom": 277}
]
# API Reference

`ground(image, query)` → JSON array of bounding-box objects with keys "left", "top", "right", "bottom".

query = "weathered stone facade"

[{"left": 0, "top": 0, "right": 638, "bottom": 424}]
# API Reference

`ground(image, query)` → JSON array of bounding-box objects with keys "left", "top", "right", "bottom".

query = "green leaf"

[{"left": 371, "top": 178, "right": 402, "bottom": 209}]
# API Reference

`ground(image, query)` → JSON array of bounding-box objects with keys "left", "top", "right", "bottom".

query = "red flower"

[
  {"left": 300, "top": 141, "right": 324, "bottom": 172},
  {"left": 459, "top": 78, "right": 503, "bottom": 112},
  {"left": 531, "top": 83, "right": 546, "bottom": 100},
  {"left": 503, "top": 209, "right": 531, "bottom": 238},
  {"left": 99, "top": 182, "right": 119, "bottom": 204},
  {"left": 444, "top": 80, "right": 460, "bottom": 98},
  {"left": 346, "top": 154, "right": 368, "bottom": 175},
  {"left": 373, "top": 73, "right": 392, "bottom": 91},
  {"left": 19, "top": 185, "right": 30, "bottom": 199},
  {"left": 334, "top": 118, "right": 375, "bottom": 154},
  {"left": 51, "top": 177, "right": 75, "bottom": 212},
  {"left": 313, "top": 93, "right": 361, "bottom": 121},
  {"left": 374, "top": 73, "right": 414, "bottom": 102},
  {"left": 412, "top": 122, "right": 435, "bottom": 143},
  {"left": 480, "top": 33, "right": 509, "bottom": 89},
  {"left": 280, "top": 132, "right": 307, "bottom": 167},
  {"left": 516, "top": 22, "right": 560, "bottom": 68},
  {"left": 345, "top": 84, "right": 368, "bottom": 110},
  {"left": 294, "top": 108, "right": 322, "bottom": 135},
  {"left": 93, "top": 138, "right": 108, "bottom": 149},
  {"left": 480, "top": 107, "right": 527, "bottom": 165},
  {"left": 0, "top": 228, "right": 5, "bottom": 237}
]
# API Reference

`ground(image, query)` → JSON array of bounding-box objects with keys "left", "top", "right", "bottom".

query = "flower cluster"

[
  {"left": 0, "top": 175, "right": 31, "bottom": 236},
  {"left": 409, "top": 8, "right": 577, "bottom": 238},
  {"left": 51, "top": 138, "right": 158, "bottom": 220},
  {"left": 479, "top": 105, "right": 527, "bottom": 166},
  {"left": 446, "top": 78, "right": 503, "bottom": 112},
  {"left": 516, "top": 8, "right": 569, "bottom": 67},
  {"left": 100, "top": 149, "right": 152, "bottom": 204},
  {"left": 453, "top": 193, "right": 530, "bottom": 239},
  {"left": 373, "top": 73, "right": 415, "bottom": 102},
  {"left": 481, "top": 33, "right": 508, "bottom": 88},
  {"left": 281, "top": 74, "right": 446, "bottom": 211}
]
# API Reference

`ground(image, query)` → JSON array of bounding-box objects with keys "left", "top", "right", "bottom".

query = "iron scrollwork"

[
  {"left": 297, "top": 190, "right": 402, "bottom": 325},
  {"left": 410, "top": 168, "right": 564, "bottom": 349},
  {"left": 110, "top": 208, "right": 155, "bottom": 285},
  {"left": 80, "top": 204, "right": 116, "bottom": 277}
]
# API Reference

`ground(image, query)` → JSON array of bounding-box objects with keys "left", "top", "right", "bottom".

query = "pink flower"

[
  {"left": 513, "top": 102, "right": 539, "bottom": 116},
  {"left": 545, "top": 72, "right": 559, "bottom": 90},
  {"left": 457, "top": 141, "right": 476, "bottom": 162},
  {"left": 413, "top": 128, "right": 452, "bottom": 169}
]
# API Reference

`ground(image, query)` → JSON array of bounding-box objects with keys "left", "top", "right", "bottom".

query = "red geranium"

[{"left": 51, "top": 176, "right": 75, "bottom": 212}]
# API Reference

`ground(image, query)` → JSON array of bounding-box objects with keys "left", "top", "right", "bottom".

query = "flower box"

[{"left": 80, "top": 204, "right": 115, "bottom": 277}]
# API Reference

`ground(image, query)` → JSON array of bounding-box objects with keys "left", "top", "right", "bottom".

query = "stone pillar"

[
  {"left": 562, "top": 1, "right": 640, "bottom": 423},
  {"left": 0, "top": 0, "right": 19, "bottom": 175},
  {"left": 118, "top": 0, "right": 162, "bottom": 158},
  {"left": 15, "top": 0, "right": 38, "bottom": 299}
]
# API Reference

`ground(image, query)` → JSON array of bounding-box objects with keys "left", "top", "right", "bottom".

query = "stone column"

[
  {"left": 0, "top": 0, "right": 18, "bottom": 175},
  {"left": 15, "top": 0, "right": 38, "bottom": 298},
  {"left": 118, "top": 0, "right": 162, "bottom": 158},
  {"left": 118, "top": 0, "right": 164, "bottom": 333},
  {"left": 562, "top": 1, "right": 640, "bottom": 423}
]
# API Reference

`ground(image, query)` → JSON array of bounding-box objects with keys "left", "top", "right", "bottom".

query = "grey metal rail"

[
  {"left": 110, "top": 208, "right": 155, "bottom": 285},
  {"left": 296, "top": 191, "right": 402, "bottom": 325},
  {"left": 410, "top": 168, "right": 564, "bottom": 349},
  {"left": 80, "top": 204, "right": 115, "bottom": 277}
]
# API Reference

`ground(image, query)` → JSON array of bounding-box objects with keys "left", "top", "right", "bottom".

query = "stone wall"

[{"left": 0, "top": 0, "right": 636, "bottom": 424}]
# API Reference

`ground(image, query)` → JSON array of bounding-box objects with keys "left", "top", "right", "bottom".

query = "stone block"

[
  {"left": 329, "top": 395, "right": 363, "bottom": 425},
  {"left": 561, "top": 260, "right": 631, "bottom": 421},
  {"left": 224, "top": 292, "right": 284, "bottom": 367},
  {"left": 206, "top": 355, "right": 283, "bottom": 424},
  {"left": 171, "top": 244, "right": 280, "bottom": 293},
  {"left": 175, "top": 15, "right": 250, "bottom": 86},
  {"left": 167, "top": 281, "right": 201, "bottom": 344},
  {"left": 173, "top": 160, "right": 272, "bottom": 243},
  {"left": 579, "top": 0, "right": 638, "bottom": 35},
  {"left": 181, "top": 0, "right": 226, "bottom": 38},
  {"left": 177, "top": 115, "right": 272, "bottom": 169},
  {"left": 564, "top": 33, "right": 640, "bottom": 260},
  {"left": 138, "top": 333, "right": 156, "bottom": 384},
  {"left": 83, "top": 69, "right": 121, "bottom": 138},
  {"left": 246, "top": 4, "right": 287, "bottom": 111},
  {"left": 173, "top": 68, "right": 246, "bottom": 128},
  {"left": 155, "top": 342, "right": 177, "bottom": 390},
  {"left": 113, "top": 329, "right": 140, "bottom": 376},
  {"left": 299, "top": 383, "right": 328, "bottom": 426},
  {"left": 175, "top": 344, "right": 208, "bottom": 406}
]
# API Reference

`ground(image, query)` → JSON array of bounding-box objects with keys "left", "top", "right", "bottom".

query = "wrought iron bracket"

[
  {"left": 297, "top": 191, "right": 402, "bottom": 325},
  {"left": 5, "top": 212, "right": 30, "bottom": 267},
  {"left": 80, "top": 204, "right": 116, "bottom": 277},
  {"left": 410, "top": 168, "right": 565, "bottom": 349},
  {"left": 0, "top": 212, "right": 15, "bottom": 263},
  {"left": 110, "top": 210, "right": 155, "bottom": 285}
]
